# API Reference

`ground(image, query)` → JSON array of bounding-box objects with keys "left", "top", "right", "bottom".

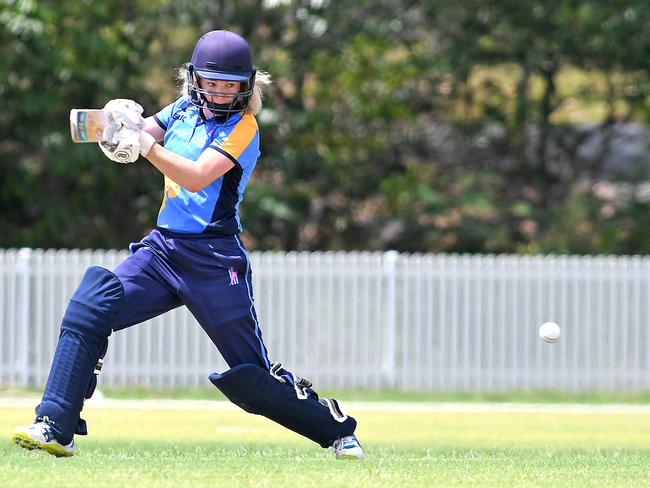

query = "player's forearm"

[
  {"left": 143, "top": 116, "right": 165, "bottom": 142},
  {"left": 144, "top": 143, "right": 207, "bottom": 192}
]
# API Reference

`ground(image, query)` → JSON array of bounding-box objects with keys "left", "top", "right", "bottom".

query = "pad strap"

[{"left": 269, "top": 362, "right": 314, "bottom": 400}]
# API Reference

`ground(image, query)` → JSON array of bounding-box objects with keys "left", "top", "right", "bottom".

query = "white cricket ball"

[{"left": 539, "top": 321, "right": 561, "bottom": 343}]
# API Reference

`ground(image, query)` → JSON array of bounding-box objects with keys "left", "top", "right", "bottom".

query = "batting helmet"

[{"left": 186, "top": 30, "right": 257, "bottom": 115}]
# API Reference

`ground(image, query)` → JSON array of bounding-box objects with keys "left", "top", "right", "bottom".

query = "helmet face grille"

[{"left": 186, "top": 63, "right": 257, "bottom": 117}]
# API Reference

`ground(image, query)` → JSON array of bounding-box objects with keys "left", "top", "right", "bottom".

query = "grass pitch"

[{"left": 1, "top": 401, "right": 649, "bottom": 487}]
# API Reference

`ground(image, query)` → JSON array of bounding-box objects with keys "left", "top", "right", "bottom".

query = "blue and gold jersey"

[{"left": 153, "top": 97, "right": 260, "bottom": 235}]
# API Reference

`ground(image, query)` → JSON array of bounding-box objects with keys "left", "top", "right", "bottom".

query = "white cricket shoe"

[
  {"left": 12, "top": 422, "right": 74, "bottom": 457},
  {"left": 331, "top": 434, "right": 364, "bottom": 460}
]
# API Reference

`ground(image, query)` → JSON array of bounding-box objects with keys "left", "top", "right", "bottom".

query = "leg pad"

[
  {"left": 36, "top": 266, "right": 124, "bottom": 443},
  {"left": 209, "top": 364, "right": 356, "bottom": 448}
]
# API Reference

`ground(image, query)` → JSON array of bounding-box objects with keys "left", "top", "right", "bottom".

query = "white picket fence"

[{"left": 1, "top": 248, "right": 649, "bottom": 392}]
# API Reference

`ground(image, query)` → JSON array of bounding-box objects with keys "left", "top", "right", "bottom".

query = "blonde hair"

[{"left": 177, "top": 67, "right": 272, "bottom": 116}]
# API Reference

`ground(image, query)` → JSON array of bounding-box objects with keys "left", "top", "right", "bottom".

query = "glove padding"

[
  {"left": 98, "top": 99, "right": 155, "bottom": 163},
  {"left": 102, "top": 99, "right": 144, "bottom": 139},
  {"left": 99, "top": 129, "right": 140, "bottom": 163},
  {"left": 99, "top": 127, "right": 156, "bottom": 163}
]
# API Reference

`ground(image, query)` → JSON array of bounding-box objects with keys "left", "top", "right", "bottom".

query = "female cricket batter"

[{"left": 13, "top": 29, "right": 363, "bottom": 460}]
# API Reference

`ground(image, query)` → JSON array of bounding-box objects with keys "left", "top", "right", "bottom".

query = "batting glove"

[
  {"left": 101, "top": 99, "right": 145, "bottom": 138},
  {"left": 99, "top": 128, "right": 141, "bottom": 163},
  {"left": 98, "top": 99, "right": 153, "bottom": 163}
]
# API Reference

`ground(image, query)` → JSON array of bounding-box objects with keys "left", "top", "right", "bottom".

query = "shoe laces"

[
  {"left": 332, "top": 435, "right": 358, "bottom": 451},
  {"left": 37, "top": 423, "right": 56, "bottom": 442}
]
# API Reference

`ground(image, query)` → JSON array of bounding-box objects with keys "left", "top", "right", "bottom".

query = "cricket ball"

[{"left": 539, "top": 321, "right": 561, "bottom": 343}]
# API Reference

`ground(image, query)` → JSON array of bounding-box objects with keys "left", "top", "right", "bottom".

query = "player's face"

[{"left": 200, "top": 79, "right": 241, "bottom": 104}]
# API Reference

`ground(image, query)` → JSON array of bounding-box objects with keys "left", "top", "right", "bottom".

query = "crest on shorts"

[{"left": 228, "top": 267, "right": 239, "bottom": 286}]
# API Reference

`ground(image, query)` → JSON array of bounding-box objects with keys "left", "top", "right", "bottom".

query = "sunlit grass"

[
  {"left": 5, "top": 386, "right": 650, "bottom": 404},
  {"left": 1, "top": 402, "right": 649, "bottom": 487}
]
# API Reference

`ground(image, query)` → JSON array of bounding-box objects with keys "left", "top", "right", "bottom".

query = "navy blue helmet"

[{"left": 186, "top": 30, "right": 257, "bottom": 115}]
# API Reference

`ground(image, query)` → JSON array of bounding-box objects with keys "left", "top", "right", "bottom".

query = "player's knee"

[{"left": 61, "top": 266, "right": 125, "bottom": 338}]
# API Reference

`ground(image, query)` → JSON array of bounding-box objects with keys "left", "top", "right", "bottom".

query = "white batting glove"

[
  {"left": 101, "top": 99, "right": 145, "bottom": 141},
  {"left": 98, "top": 128, "right": 156, "bottom": 163},
  {"left": 98, "top": 99, "right": 154, "bottom": 163},
  {"left": 103, "top": 99, "right": 144, "bottom": 129},
  {"left": 99, "top": 128, "right": 141, "bottom": 163}
]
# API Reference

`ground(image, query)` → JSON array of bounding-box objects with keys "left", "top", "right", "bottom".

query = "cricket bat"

[{"left": 69, "top": 109, "right": 119, "bottom": 143}]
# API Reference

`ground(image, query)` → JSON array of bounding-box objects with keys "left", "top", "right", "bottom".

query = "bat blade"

[{"left": 69, "top": 109, "right": 108, "bottom": 143}]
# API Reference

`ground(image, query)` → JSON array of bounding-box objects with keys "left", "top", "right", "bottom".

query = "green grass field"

[{"left": 1, "top": 401, "right": 649, "bottom": 487}]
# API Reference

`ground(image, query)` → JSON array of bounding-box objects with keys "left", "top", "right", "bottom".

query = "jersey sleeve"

[
  {"left": 153, "top": 97, "right": 185, "bottom": 131},
  {"left": 208, "top": 113, "right": 260, "bottom": 170}
]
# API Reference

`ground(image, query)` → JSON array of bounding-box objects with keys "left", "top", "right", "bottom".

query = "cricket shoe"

[
  {"left": 331, "top": 434, "right": 364, "bottom": 460},
  {"left": 12, "top": 422, "right": 74, "bottom": 457}
]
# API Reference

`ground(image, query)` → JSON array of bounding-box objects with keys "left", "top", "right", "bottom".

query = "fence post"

[
  {"left": 382, "top": 250, "right": 399, "bottom": 388},
  {"left": 16, "top": 247, "right": 32, "bottom": 387}
]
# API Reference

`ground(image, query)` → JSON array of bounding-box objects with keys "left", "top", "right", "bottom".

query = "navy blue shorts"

[{"left": 111, "top": 229, "right": 270, "bottom": 369}]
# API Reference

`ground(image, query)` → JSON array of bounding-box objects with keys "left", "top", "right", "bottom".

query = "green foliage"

[
  {"left": 0, "top": 0, "right": 167, "bottom": 248},
  {"left": 1, "top": 0, "right": 649, "bottom": 253}
]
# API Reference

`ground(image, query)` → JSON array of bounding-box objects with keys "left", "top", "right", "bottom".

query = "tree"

[{"left": 2, "top": 0, "right": 649, "bottom": 254}]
